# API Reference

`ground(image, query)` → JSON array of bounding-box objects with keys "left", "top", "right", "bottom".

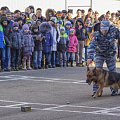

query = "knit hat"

[
  {"left": 25, "top": 12, "right": 30, "bottom": 17},
  {"left": 6, "top": 10, "right": 11, "bottom": 14},
  {"left": 56, "top": 11, "right": 62, "bottom": 16},
  {"left": 56, "top": 20, "right": 62, "bottom": 24},
  {"left": 50, "top": 17, "right": 57, "bottom": 23},
  {"left": 13, "top": 22, "right": 19, "bottom": 27},
  {"left": 68, "top": 9, "right": 73, "bottom": 14},
  {"left": 70, "top": 28, "right": 75, "bottom": 33},
  {"left": 60, "top": 27, "right": 65, "bottom": 31},
  {"left": 1, "top": 7, "right": 6, "bottom": 10},
  {"left": 22, "top": 24, "right": 29, "bottom": 31},
  {"left": 26, "top": 19, "right": 32, "bottom": 24},
  {"left": 100, "top": 20, "right": 110, "bottom": 30},
  {"left": 62, "top": 10, "right": 67, "bottom": 14},
  {"left": 85, "top": 19, "right": 91, "bottom": 24},
  {"left": 17, "top": 17, "right": 23, "bottom": 21},
  {"left": 65, "top": 21, "right": 71, "bottom": 26}
]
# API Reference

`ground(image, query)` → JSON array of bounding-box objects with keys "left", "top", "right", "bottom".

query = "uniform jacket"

[
  {"left": 67, "top": 27, "right": 78, "bottom": 52},
  {"left": 75, "top": 18, "right": 88, "bottom": 41},
  {"left": 88, "top": 23, "right": 120, "bottom": 60},
  {"left": 57, "top": 33, "right": 69, "bottom": 52},
  {"left": 40, "top": 22, "right": 53, "bottom": 53},
  {"left": 11, "top": 29, "right": 24, "bottom": 49}
]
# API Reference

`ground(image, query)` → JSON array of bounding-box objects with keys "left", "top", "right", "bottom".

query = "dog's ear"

[{"left": 87, "top": 66, "right": 90, "bottom": 71}]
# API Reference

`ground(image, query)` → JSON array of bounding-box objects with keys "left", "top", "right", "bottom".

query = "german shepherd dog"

[{"left": 86, "top": 67, "right": 120, "bottom": 98}]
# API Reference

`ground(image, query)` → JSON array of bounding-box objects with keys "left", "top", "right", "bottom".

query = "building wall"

[{"left": 0, "top": 0, "right": 120, "bottom": 17}]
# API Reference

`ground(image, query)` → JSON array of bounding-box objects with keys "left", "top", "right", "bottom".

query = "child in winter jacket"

[
  {"left": 64, "top": 21, "right": 71, "bottom": 35},
  {"left": 0, "top": 24, "right": 5, "bottom": 71},
  {"left": 84, "top": 19, "right": 93, "bottom": 61},
  {"left": 67, "top": 27, "right": 78, "bottom": 67},
  {"left": 40, "top": 22, "right": 53, "bottom": 69},
  {"left": 57, "top": 27, "right": 69, "bottom": 67},
  {"left": 32, "top": 24, "right": 43, "bottom": 69},
  {"left": 75, "top": 18, "right": 88, "bottom": 67},
  {"left": 22, "top": 24, "right": 34, "bottom": 70},
  {"left": 49, "top": 17, "right": 60, "bottom": 68},
  {"left": 1, "top": 16, "right": 12, "bottom": 72},
  {"left": 11, "top": 22, "right": 24, "bottom": 71}
]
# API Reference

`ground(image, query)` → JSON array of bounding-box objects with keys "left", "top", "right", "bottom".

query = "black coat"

[
  {"left": 32, "top": 32, "right": 43, "bottom": 51},
  {"left": 75, "top": 18, "right": 88, "bottom": 41}
]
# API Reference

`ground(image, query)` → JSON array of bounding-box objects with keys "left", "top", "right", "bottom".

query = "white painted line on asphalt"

[
  {"left": 0, "top": 75, "right": 87, "bottom": 85},
  {"left": 0, "top": 99, "right": 120, "bottom": 116}
]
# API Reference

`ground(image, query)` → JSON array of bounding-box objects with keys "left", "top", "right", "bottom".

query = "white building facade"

[{"left": 0, "top": 0, "right": 120, "bottom": 17}]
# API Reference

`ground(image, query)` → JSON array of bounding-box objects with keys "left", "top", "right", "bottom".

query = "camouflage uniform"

[{"left": 88, "top": 20, "right": 120, "bottom": 95}]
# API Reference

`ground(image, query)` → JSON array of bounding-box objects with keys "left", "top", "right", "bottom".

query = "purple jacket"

[{"left": 22, "top": 32, "right": 34, "bottom": 56}]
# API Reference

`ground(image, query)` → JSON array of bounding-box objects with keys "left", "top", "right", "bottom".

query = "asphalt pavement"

[{"left": 0, "top": 64, "right": 120, "bottom": 120}]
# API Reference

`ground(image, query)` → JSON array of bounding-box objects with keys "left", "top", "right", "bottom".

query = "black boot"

[
  {"left": 71, "top": 60, "right": 74, "bottom": 67},
  {"left": 45, "top": 59, "right": 49, "bottom": 69},
  {"left": 41, "top": 60, "right": 44, "bottom": 69},
  {"left": 66, "top": 60, "right": 69, "bottom": 67}
]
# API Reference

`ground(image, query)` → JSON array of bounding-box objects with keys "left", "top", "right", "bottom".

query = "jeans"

[
  {"left": 67, "top": 52, "right": 75, "bottom": 61},
  {"left": 33, "top": 51, "right": 42, "bottom": 68},
  {"left": 49, "top": 51, "right": 56, "bottom": 66},
  {"left": 42, "top": 52, "right": 49, "bottom": 60},
  {"left": 11, "top": 49, "right": 20, "bottom": 67},
  {"left": 1, "top": 46, "right": 10, "bottom": 69},
  {"left": 76, "top": 41, "right": 84, "bottom": 64},
  {"left": 93, "top": 55, "right": 118, "bottom": 93},
  {"left": 59, "top": 52, "right": 66, "bottom": 66}
]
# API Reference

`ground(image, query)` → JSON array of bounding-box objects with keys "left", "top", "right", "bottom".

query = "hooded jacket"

[
  {"left": 1, "top": 16, "right": 12, "bottom": 47},
  {"left": 11, "top": 29, "right": 24, "bottom": 49},
  {"left": 57, "top": 32, "right": 69, "bottom": 53},
  {"left": 22, "top": 32, "right": 34, "bottom": 56},
  {"left": 40, "top": 22, "right": 53, "bottom": 53},
  {"left": 50, "top": 25, "right": 60, "bottom": 51},
  {"left": 67, "top": 27, "right": 78, "bottom": 52},
  {"left": 75, "top": 18, "right": 88, "bottom": 41},
  {"left": 45, "top": 9, "right": 55, "bottom": 21},
  {"left": 30, "top": 13, "right": 38, "bottom": 24}
]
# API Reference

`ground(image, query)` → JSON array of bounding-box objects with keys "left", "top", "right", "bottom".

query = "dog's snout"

[{"left": 86, "top": 79, "right": 89, "bottom": 83}]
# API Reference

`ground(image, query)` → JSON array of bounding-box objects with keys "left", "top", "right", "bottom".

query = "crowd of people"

[{"left": 0, "top": 5, "right": 120, "bottom": 72}]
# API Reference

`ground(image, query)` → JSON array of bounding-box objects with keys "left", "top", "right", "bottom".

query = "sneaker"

[
  {"left": 5, "top": 69, "right": 11, "bottom": 72},
  {"left": 52, "top": 65, "right": 56, "bottom": 68},
  {"left": 38, "top": 66, "right": 42, "bottom": 69},
  {"left": 34, "top": 67, "right": 38, "bottom": 70},
  {"left": 111, "top": 91, "right": 118, "bottom": 96},
  {"left": 16, "top": 67, "right": 19, "bottom": 71},
  {"left": 78, "top": 63, "right": 85, "bottom": 67},
  {"left": 92, "top": 92, "right": 96, "bottom": 97},
  {"left": 48, "top": 65, "right": 52, "bottom": 68},
  {"left": 0, "top": 69, "right": 4, "bottom": 72}
]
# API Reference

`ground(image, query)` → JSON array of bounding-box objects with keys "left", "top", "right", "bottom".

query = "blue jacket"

[
  {"left": 11, "top": 29, "right": 24, "bottom": 49},
  {"left": 88, "top": 24, "right": 120, "bottom": 60},
  {"left": 40, "top": 22, "right": 53, "bottom": 53}
]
